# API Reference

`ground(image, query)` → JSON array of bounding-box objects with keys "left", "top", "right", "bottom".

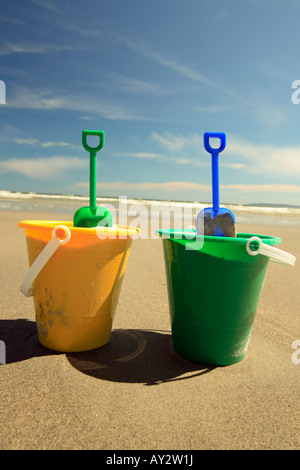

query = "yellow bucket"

[{"left": 18, "top": 220, "right": 140, "bottom": 352}]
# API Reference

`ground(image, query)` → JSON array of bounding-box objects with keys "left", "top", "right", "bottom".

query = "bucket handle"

[
  {"left": 20, "top": 225, "right": 71, "bottom": 297},
  {"left": 246, "top": 236, "right": 296, "bottom": 267}
]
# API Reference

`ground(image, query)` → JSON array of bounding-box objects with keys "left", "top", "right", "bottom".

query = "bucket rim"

[
  {"left": 18, "top": 220, "right": 140, "bottom": 236},
  {"left": 156, "top": 229, "right": 281, "bottom": 246}
]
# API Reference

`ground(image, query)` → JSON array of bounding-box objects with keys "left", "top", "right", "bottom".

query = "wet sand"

[{"left": 0, "top": 209, "right": 299, "bottom": 450}]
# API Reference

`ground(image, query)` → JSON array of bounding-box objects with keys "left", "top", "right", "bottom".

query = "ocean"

[{"left": 1, "top": 190, "right": 300, "bottom": 229}]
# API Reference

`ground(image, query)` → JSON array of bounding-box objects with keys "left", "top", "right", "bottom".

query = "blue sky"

[{"left": 1, "top": 0, "right": 300, "bottom": 205}]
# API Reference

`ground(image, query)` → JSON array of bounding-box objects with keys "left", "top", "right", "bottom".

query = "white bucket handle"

[
  {"left": 20, "top": 225, "right": 71, "bottom": 297},
  {"left": 246, "top": 236, "right": 296, "bottom": 267}
]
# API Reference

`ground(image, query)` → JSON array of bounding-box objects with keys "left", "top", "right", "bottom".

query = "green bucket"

[{"left": 157, "top": 229, "right": 282, "bottom": 366}]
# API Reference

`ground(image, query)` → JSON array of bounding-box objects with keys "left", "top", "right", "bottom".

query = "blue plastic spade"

[{"left": 196, "top": 132, "right": 236, "bottom": 237}]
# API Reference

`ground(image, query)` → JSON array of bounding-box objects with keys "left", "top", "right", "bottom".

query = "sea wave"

[{"left": 1, "top": 190, "right": 300, "bottom": 225}]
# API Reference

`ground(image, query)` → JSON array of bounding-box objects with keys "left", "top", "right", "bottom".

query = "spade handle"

[
  {"left": 203, "top": 132, "right": 226, "bottom": 214},
  {"left": 82, "top": 130, "right": 105, "bottom": 213}
]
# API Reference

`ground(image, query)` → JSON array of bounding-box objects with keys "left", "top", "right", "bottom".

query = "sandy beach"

[{"left": 0, "top": 209, "right": 299, "bottom": 450}]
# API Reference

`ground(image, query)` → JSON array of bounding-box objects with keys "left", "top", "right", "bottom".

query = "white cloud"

[
  {"left": 109, "top": 31, "right": 285, "bottom": 128},
  {"left": 115, "top": 151, "right": 165, "bottom": 160},
  {"left": 79, "top": 115, "right": 97, "bottom": 121},
  {"left": 109, "top": 31, "right": 217, "bottom": 88},
  {"left": 224, "top": 184, "right": 300, "bottom": 193},
  {"left": 107, "top": 72, "right": 164, "bottom": 95},
  {"left": 13, "top": 138, "right": 39, "bottom": 146},
  {"left": 151, "top": 131, "right": 300, "bottom": 177},
  {"left": 76, "top": 180, "right": 300, "bottom": 194},
  {"left": 78, "top": 181, "right": 211, "bottom": 192},
  {"left": 229, "top": 136, "right": 300, "bottom": 177},
  {"left": 13, "top": 138, "right": 77, "bottom": 148},
  {"left": 138, "top": 46, "right": 215, "bottom": 87},
  {"left": 0, "top": 156, "right": 85, "bottom": 178},
  {"left": 223, "top": 163, "right": 246, "bottom": 169},
  {"left": 41, "top": 141, "right": 74, "bottom": 148},
  {"left": 0, "top": 42, "right": 71, "bottom": 56},
  {"left": 150, "top": 132, "right": 243, "bottom": 168},
  {"left": 114, "top": 149, "right": 239, "bottom": 168},
  {"left": 7, "top": 87, "right": 68, "bottom": 109},
  {"left": 151, "top": 132, "right": 194, "bottom": 153},
  {"left": 249, "top": 102, "right": 286, "bottom": 128},
  {"left": 7, "top": 86, "right": 144, "bottom": 120},
  {"left": 29, "top": 0, "right": 59, "bottom": 12},
  {"left": 134, "top": 152, "right": 162, "bottom": 159}
]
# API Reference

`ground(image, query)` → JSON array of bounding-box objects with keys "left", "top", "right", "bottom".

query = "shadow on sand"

[{"left": 0, "top": 319, "right": 216, "bottom": 385}]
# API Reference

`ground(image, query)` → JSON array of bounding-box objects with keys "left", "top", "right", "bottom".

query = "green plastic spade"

[{"left": 73, "top": 130, "right": 113, "bottom": 228}]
